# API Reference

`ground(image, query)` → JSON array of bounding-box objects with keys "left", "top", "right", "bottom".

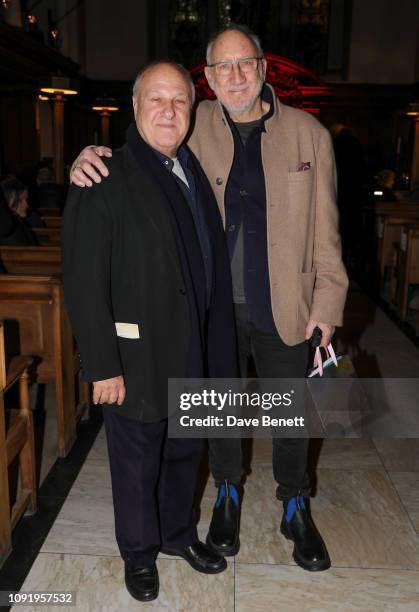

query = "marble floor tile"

[
  {"left": 312, "top": 469, "right": 419, "bottom": 570},
  {"left": 389, "top": 471, "right": 419, "bottom": 532},
  {"left": 80, "top": 426, "right": 109, "bottom": 463},
  {"left": 235, "top": 563, "right": 419, "bottom": 612},
  {"left": 41, "top": 459, "right": 118, "bottom": 557},
  {"left": 373, "top": 439, "right": 419, "bottom": 471},
  {"left": 311, "top": 438, "right": 382, "bottom": 470},
  {"left": 335, "top": 283, "right": 419, "bottom": 378},
  {"left": 218, "top": 438, "right": 382, "bottom": 473},
  {"left": 41, "top": 450, "right": 211, "bottom": 560},
  {"left": 15, "top": 552, "right": 234, "bottom": 612},
  {"left": 236, "top": 465, "right": 419, "bottom": 569},
  {"left": 245, "top": 437, "right": 272, "bottom": 467},
  {"left": 31, "top": 383, "right": 59, "bottom": 485},
  {"left": 235, "top": 466, "right": 293, "bottom": 565}
]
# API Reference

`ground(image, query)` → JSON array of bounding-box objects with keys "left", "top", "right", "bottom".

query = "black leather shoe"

[
  {"left": 162, "top": 541, "right": 227, "bottom": 574},
  {"left": 280, "top": 496, "right": 331, "bottom": 571},
  {"left": 125, "top": 563, "right": 159, "bottom": 602},
  {"left": 206, "top": 481, "right": 240, "bottom": 556}
]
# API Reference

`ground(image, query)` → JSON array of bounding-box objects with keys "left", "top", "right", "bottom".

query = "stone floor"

[
  {"left": 14, "top": 433, "right": 419, "bottom": 611},
  {"left": 6, "top": 282, "right": 419, "bottom": 611}
]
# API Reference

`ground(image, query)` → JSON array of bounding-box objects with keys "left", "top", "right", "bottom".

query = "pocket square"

[
  {"left": 298, "top": 162, "right": 311, "bottom": 171},
  {"left": 115, "top": 322, "right": 140, "bottom": 339}
]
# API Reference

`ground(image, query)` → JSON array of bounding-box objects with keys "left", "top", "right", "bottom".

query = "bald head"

[
  {"left": 133, "top": 61, "right": 195, "bottom": 106},
  {"left": 132, "top": 61, "right": 193, "bottom": 158}
]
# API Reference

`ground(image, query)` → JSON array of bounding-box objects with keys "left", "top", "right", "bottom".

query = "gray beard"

[{"left": 213, "top": 74, "right": 264, "bottom": 116}]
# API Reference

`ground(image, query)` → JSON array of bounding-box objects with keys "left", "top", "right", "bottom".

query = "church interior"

[{"left": 1, "top": 1, "right": 419, "bottom": 610}]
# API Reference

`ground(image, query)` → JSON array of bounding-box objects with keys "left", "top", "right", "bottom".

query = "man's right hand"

[
  {"left": 93, "top": 375, "right": 126, "bottom": 405},
  {"left": 70, "top": 145, "right": 113, "bottom": 187}
]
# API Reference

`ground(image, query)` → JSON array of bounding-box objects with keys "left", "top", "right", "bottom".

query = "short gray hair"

[
  {"left": 206, "top": 24, "right": 264, "bottom": 65},
  {"left": 132, "top": 60, "right": 195, "bottom": 106}
]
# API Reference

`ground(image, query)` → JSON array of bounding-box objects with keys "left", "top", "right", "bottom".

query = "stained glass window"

[
  {"left": 170, "top": 0, "right": 206, "bottom": 67},
  {"left": 291, "top": 0, "right": 331, "bottom": 75}
]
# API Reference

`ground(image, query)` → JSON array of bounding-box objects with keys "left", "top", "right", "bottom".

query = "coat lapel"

[
  {"left": 261, "top": 89, "right": 296, "bottom": 274},
  {"left": 188, "top": 100, "right": 235, "bottom": 227},
  {"left": 123, "top": 145, "right": 183, "bottom": 281}
]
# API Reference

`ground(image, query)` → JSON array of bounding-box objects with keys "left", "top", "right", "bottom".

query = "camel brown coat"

[{"left": 187, "top": 84, "right": 348, "bottom": 345}]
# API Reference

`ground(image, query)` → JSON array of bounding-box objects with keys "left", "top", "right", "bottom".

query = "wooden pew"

[
  {"left": 41, "top": 217, "right": 61, "bottom": 228},
  {"left": 33, "top": 227, "right": 61, "bottom": 246},
  {"left": 372, "top": 203, "right": 419, "bottom": 296},
  {"left": 372, "top": 201, "right": 419, "bottom": 216},
  {"left": 38, "top": 208, "right": 60, "bottom": 217},
  {"left": 395, "top": 224, "right": 419, "bottom": 320},
  {"left": 0, "top": 246, "right": 61, "bottom": 277},
  {"left": 0, "top": 321, "right": 37, "bottom": 567},
  {"left": 0, "top": 275, "right": 89, "bottom": 457}
]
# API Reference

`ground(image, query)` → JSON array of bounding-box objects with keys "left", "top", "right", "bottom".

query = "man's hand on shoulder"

[
  {"left": 70, "top": 145, "right": 113, "bottom": 188},
  {"left": 93, "top": 375, "right": 126, "bottom": 405},
  {"left": 305, "top": 319, "right": 335, "bottom": 348}
]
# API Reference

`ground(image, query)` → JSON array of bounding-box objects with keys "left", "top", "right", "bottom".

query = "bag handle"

[{"left": 313, "top": 343, "right": 338, "bottom": 377}]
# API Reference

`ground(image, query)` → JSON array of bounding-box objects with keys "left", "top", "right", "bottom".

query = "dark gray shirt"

[{"left": 230, "top": 119, "right": 262, "bottom": 304}]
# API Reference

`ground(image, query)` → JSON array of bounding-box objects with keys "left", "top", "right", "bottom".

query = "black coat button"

[
  {"left": 179, "top": 288, "right": 186, "bottom": 295},
  {"left": 240, "top": 189, "right": 248, "bottom": 197},
  {"left": 216, "top": 177, "right": 223, "bottom": 185},
  {"left": 228, "top": 224, "right": 235, "bottom": 232}
]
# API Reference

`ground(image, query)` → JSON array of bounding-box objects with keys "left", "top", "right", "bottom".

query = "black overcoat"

[{"left": 62, "top": 141, "right": 237, "bottom": 421}]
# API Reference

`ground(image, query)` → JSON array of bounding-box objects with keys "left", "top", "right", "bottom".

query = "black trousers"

[
  {"left": 103, "top": 408, "right": 204, "bottom": 568},
  {"left": 208, "top": 304, "right": 311, "bottom": 501}
]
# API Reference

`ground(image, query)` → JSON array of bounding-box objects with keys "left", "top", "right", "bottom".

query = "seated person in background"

[
  {"left": 373, "top": 169, "right": 398, "bottom": 201},
  {"left": 0, "top": 177, "right": 38, "bottom": 244},
  {"left": 1, "top": 189, "right": 23, "bottom": 265},
  {"left": 0, "top": 187, "right": 33, "bottom": 251},
  {"left": 35, "top": 166, "right": 66, "bottom": 211}
]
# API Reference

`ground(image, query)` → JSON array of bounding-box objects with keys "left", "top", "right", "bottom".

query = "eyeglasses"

[{"left": 207, "top": 56, "right": 263, "bottom": 76}]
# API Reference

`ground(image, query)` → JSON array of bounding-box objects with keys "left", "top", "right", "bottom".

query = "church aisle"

[
  {"left": 6, "top": 282, "right": 419, "bottom": 611},
  {"left": 14, "top": 432, "right": 419, "bottom": 611}
]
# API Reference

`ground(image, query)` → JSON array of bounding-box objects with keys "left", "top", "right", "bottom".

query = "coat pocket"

[
  {"left": 288, "top": 167, "right": 315, "bottom": 182},
  {"left": 287, "top": 169, "right": 315, "bottom": 215}
]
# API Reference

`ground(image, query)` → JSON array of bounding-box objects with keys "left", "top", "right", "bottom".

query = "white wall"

[{"left": 349, "top": 0, "right": 419, "bottom": 83}]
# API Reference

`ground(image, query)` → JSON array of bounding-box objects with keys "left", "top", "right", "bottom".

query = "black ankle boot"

[
  {"left": 206, "top": 480, "right": 240, "bottom": 556},
  {"left": 280, "top": 495, "right": 331, "bottom": 571}
]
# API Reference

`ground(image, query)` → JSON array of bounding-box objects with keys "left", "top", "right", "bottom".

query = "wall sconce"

[
  {"left": 39, "top": 76, "right": 78, "bottom": 183},
  {"left": 405, "top": 102, "right": 419, "bottom": 187},
  {"left": 27, "top": 13, "right": 38, "bottom": 25},
  {"left": 406, "top": 102, "right": 419, "bottom": 118},
  {"left": 1, "top": 0, "right": 11, "bottom": 9},
  {"left": 49, "top": 27, "right": 59, "bottom": 42},
  {"left": 92, "top": 97, "right": 119, "bottom": 113},
  {"left": 40, "top": 76, "right": 78, "bottom": 97}
]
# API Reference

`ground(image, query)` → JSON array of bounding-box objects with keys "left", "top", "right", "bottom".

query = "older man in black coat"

[{"left": 62, "top": 61, "right": 237, "bottom": 603}]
